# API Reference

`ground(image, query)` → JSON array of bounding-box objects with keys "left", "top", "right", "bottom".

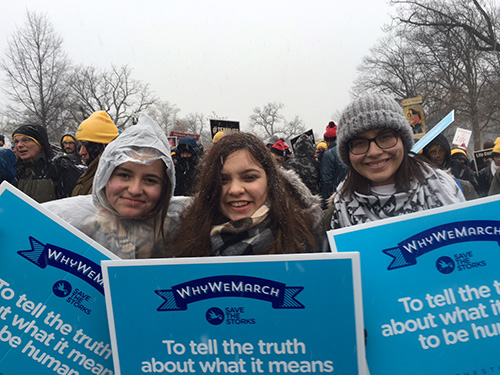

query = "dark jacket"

[
  {"left": 0, "top": 148, "right": 17, "bottom": 186},
  {"left": 174, "top": 138, "right": 199, "bottom": 196},
  {"left": 320, "top": 139, "right": 347, "bottom": 208},
  {"left": 477, "top": 162, "right": 495, "bottom": 197}
]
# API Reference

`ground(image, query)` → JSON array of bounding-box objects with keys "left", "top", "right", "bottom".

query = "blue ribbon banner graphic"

[
  {"left": 155, "top": 275, "right": 304, "bottom": 311},
  {"left": 383, "top": 220, "right": 500, "bottom": 270},
  {"left": 17, "top": 236, "right": 104, "bottom": 294}
]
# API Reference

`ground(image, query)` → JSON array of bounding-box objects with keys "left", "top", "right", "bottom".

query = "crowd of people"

[{"left": 0, "top": 93, "right": 499, "bottom": 259}]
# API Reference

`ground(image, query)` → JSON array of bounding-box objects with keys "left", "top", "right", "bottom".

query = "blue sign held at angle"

[{"left": 411, "top": 110, "right": 454, "bottom": 154}]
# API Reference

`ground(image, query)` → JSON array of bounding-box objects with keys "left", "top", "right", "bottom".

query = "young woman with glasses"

[{"left": 327, "top": 94, "right": 465, "bottom": 229}]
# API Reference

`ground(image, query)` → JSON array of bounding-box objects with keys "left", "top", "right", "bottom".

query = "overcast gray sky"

[{"left": 0, "top": 0, "right": 394, "bottom": 138}]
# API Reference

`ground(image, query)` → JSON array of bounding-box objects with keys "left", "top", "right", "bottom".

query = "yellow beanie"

[
  {"left": 62, "top": 135, "right": 75, "bottom": 143},
  {"left": 450, "top": 148, "right": 467, "bottom": 158},
  {"left": 213, "top": 131, "right": 225, "bottom": 143},
  {"left": 493, "top": 137, "right": 500, "bottom": 154},
  {"left": 76, "top": 111, "right": 119, "bottom": 144},
  {"left": 316, "top": 141, "right": 327, "bottom": 150}
]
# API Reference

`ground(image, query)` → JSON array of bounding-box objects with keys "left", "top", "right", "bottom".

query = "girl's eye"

[
  {"left": 145, "top": 178, "right": 161, "bottom": 185},
  {"left": 244, "top": 175, "right": 257, "bottom": 182},
  {"left": 352, "top": 139, "right": 365, "bottom": 147},
  {"left": 116, "top": 173, "right": 131, "bottom": 179}
]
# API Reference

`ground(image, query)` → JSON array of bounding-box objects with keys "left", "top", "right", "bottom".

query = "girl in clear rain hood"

[{"left": 43, "top": 115, "right": 190, "bottom": 259}]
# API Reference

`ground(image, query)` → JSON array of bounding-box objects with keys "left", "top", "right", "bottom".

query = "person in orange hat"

[{"left": 72, "top": 111, "right": 119, "bottom": 196}]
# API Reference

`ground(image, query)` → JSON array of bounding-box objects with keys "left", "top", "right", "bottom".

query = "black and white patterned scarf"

[
  {"left": 330, "top": 167, "right": 465, "bottom": 229},
  {"left": 210, "top": 205, "right": 274, "bottom": 256}
]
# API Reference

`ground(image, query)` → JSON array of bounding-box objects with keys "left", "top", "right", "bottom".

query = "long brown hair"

[{"left": 171, "top": 132, "right": 319, "bottom": 257}]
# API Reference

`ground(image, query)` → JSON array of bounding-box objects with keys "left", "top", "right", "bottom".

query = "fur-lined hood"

[{"left": 277, "top": 166, "right": 323, "bottom": 230}]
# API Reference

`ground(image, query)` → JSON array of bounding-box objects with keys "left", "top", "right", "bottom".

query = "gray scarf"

[{"left": 330, "top": 166, "right": 464, "bottom": 229}]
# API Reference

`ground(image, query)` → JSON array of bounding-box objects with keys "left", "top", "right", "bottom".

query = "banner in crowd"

[
  {"left": 0, "top": 182, "right": 118, "bottom": 374},
  {"left": 402, "top": 96, "right": 425, "bottom": 138},
  {"left": 103, "top": 253, "right": 367, "bottom": 375},
  {"left": 452, "top": 127, "right": 472, "bottom": 148},
  {"left": 328, "top": 195, "right": 500, "bottom": 375},
  {"left": 209, "top": 119, "right": 240, "bottom": 138},
  {"left": 473, "top": 148, "right": 494, "bottom": 173}
]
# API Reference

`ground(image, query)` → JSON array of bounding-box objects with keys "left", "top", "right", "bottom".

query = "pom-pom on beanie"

[
  {"left": 324, "top": 121, "right": 337, "bottom": 140},
  {"left": 337, "top": 94, "right": 414, "bottom": 166},
  {"left": 76, "top": 111, "right": 119, "bottom": 144}
]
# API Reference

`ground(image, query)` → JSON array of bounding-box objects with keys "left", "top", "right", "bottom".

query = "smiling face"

[
  {"left": 105, "top": 160, "right": 165, "bottom": 218},
  {"left": 348, "top": 128, "right": 404, "bottom": 187},
  {"left": 219, "top": 149, "right": 268, "bottom": 221},
  {"left": 13, "top": 135, "right": 43, "bottom": 161}
]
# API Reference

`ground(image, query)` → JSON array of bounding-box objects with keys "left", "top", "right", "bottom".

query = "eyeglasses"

[{"left": 348, "top": 131, "right": 399, "bottom": 155}]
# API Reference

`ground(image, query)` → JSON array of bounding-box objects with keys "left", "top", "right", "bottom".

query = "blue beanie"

[{"left": 178, "top": 137, "right": 199, "bottom": 155}]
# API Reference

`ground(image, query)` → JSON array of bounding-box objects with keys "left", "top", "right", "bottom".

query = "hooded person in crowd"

[
  {"left": 422, "top": 134, "right": 478, "bottom": 199},
  {"left": 12, "top": 124, "right": 80, "bottom": 202},
  {"left": 478, "top": 138, "right": 500, "bottom": 197},
  {"left": 12, "top": 124, "right": 56, "bottom": 202},
  {"left": 422, "top": 134, "right": 450, "bottom": 168},
  {"left": 60, "top": 133, "right": 84, "bottom": 166},
  {"left": 0, "top": 134, "right": 6, "bottom": 148},
  {"left": 72, "top": 111, "right": 119, "bottom": 196},
  {"left": 286, "top": 134, "right": 321, "bottom": 195},
  {"left": 320, "top": 121, "right": 347, "bottom": 208},
  {"left": 0, "top": 148, "right": 17, "bottom": 185},
  {"left": 449, "top": 146, "right": 479, "bottom": 195},
  {"left": 43, "top": 115, "right": 190, "bottom": 259},
  {"left": 326, "top": 94, "right": 465, "bottom": 229},
  {"left": 171, "top": 132, "right": 323, "bottom": 257},
  {"left": 173, "top": 136, "right": 200, "bottom": 196}
]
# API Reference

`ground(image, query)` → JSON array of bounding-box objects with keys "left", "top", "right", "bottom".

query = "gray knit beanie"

[{"left": 337, "top": 94, "right": 414, "bottom": 166}]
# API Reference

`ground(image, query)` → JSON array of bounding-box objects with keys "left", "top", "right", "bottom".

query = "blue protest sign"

[
  {"left": 102, "top": 253, "right": 366, "bottom": 375},
  {"left": 328, "top": 195, "right": 500, "bottom": 375},
  {"left": 0, "top": 182, "right": 118, "bottom": 374}
]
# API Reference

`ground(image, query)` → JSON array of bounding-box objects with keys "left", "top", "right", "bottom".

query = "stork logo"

[
  {"left": 436, "top": 256, "right": 455, "bottom": 274},
  {"left": 206, "top": 307, "right": 224, "bottom": 325}
]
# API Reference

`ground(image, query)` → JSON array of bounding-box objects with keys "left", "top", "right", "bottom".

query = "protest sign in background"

[
  {"left": 209, "top": 119, "right": 240, "bottom": 138},
  {"left": 328, "top": 195, "right": 500, "bottom": 375},
  {"left": 0, "top": 182, "right": 118, "bottom": 374},
  {"left": 103, "top": 253, "right": 366, "bottom": 375}
]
